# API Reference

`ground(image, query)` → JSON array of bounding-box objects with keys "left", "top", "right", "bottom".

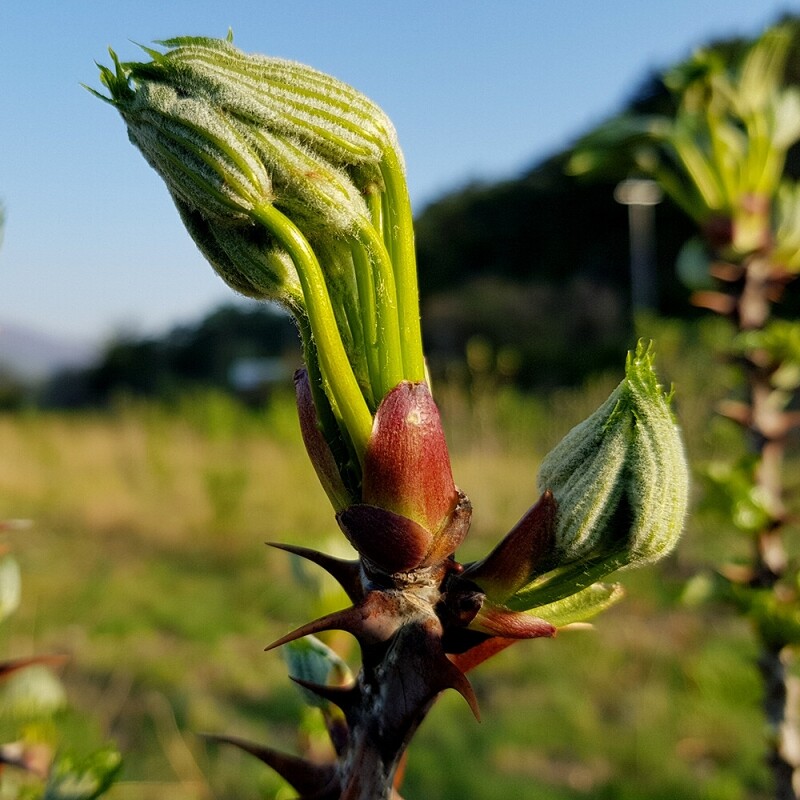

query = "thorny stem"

[
  {"left": 340, "top": 627, "right": 441, "bottom": 800},
  {"left": 737, "top": 255, "right": 800, "bottom": 798},
  {"left": 759, "top": 646, "right": 800, "bottom": 800},
  {"left": 263, "top": 554, "right": 490, "bottom": 800}
]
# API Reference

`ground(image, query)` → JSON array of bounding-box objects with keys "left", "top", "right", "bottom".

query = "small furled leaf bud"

[{"left": 537, "top": 341, "right": 689, "bottom": 568}]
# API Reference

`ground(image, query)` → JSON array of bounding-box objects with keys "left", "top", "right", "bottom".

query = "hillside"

[{"left": 0, "top": 320, "right": 96, "bottom": 381}]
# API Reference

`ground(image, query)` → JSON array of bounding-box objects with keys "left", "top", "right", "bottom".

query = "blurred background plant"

[
  {"left": 570, "top": 21, "right": 800, "bottom": 799},
  {"left": 0, "top": 520, "right": 121, "bottom": 799}
]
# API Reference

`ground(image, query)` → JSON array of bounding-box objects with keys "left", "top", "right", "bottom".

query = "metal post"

[{"left": 614, "top": 179, "right": 662, "bottom": 313}]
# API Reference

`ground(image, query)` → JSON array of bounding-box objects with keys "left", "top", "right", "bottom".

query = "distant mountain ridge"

[{"left": 0, "top": 321, "right": 98, "bottom": 380}]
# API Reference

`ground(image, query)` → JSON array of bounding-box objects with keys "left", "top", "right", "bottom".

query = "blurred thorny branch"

[{"left": 571, "top": 21, "right": 800, "bottom": 800}]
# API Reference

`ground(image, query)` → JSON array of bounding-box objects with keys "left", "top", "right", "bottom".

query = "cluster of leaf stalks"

[
  {"left": 94, "top": 34, "right": 689, "bottom": 799},
  {"left": 572, "top": 22, "right": 800, "bottom": 800}
]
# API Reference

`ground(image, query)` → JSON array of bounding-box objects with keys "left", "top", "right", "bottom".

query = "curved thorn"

[
  {"left": 267, "top": 593, "right": 403, "bottom": 652},
  {"left": 267, "top": 541, "right": 364, "bottom": 602},
  {"left": 202, "top": 733, "right": 336, "bottom": 795},
  {"left": 289, "top": 675, "right": 361, "bottom": 714},
  {"left": 265, "top": 606, "right": 364, "bottom": 652},
  {"left": 439, "top": 659, "right": 481, "bottom": 721}
]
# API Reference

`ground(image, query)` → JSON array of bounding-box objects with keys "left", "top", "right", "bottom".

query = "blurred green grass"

[{"left": 0, "top": 318, "right": 789, "bottom": 799}]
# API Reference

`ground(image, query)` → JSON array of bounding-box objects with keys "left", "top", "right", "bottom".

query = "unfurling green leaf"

[{"left": 530, "top": 582, "right": 625, "bottom": 627}]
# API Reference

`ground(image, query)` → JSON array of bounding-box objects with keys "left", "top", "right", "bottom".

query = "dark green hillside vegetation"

[
  {"left": 417, "top": 16, "right": 800, "bottom": 388},
  {"left": 416, "top": 161, "right": 696, "bottom": 386},
  {"left": 43, "top": 304, "right": 301, "bottom": 407}
]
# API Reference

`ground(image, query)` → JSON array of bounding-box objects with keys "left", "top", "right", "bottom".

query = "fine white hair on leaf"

[
  {"left": 124, "top": 81, "right": 272, "bottom": 221},
  {"left": 153, "top": 37, "right": 398, "bottom": 169},
  {"left": 243, "top": 123, "right": 371, "bottom": 237},
  {"left": 537, "top": 341, "right": 689, "bottom": 568}
]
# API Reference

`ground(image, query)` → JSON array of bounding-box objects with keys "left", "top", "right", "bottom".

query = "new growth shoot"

[
  {"left": 94, "top": 34, "right": 689, "bottom": 800},
  {"left": 92, "top": 34, "right": 424, "bottom": 493}
]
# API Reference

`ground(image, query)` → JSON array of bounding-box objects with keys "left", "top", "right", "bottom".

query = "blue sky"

[{"left": 0, "top": 1, "right": 797, "bottom": 344}]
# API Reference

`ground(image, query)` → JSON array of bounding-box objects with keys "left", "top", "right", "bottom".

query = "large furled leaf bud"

[
  {"left": 121, "top": 37, "right": 382, "bottom": 237},
  {"left": 156, "top": 36, "right": 398, "bottom": 173},
  {"left": 536, "top": 341, "right": 689, "bottom": 568},
  {"left": 174, "top": 199, "right": 303, "bottom": 307},
  {"left": 116, "top": 79, "right": 273, "bottom": 222},
  {"left": 95, "top": 37, "right": 386, "bottom": 305}
]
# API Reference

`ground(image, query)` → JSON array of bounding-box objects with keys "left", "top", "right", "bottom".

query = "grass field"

[{"left": 0, "top": 318, "right": 791, "bottom": 799}]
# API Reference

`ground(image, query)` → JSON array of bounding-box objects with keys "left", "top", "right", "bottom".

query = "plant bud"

[
  {"left": 332, "top": 381, "right": 466, "bottom": 573},
  {"left": 96, "top": 37, "right": 382, "bottom": 263},
  {"left": 362, "top": 381, "right": 459, "bottom": 539},
  {"left": 116, "top": 37, "right": 382, "bottom": 238},
  {"left": 175, "top": 198, "right": 303, "bottom": 306},
  {"left": 156, "top": 36, "right": 397, "bottom": 173},
  {"left": 245, "top": 126, "right": 372, "bottom": 239},
  {"left": 110, "top": 76, "right": 273, "bottom": 222},
  {"left": 536, "top": 341, "right": 689, "bottom": 567}
]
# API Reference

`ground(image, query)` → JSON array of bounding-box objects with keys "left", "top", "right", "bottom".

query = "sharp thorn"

[
  {"left": 265, "top": 606, "right": 363, "bottom": 652},
  {"left": 202, "top": 733, "right": 336, "bottom": 795},
  {"left": 289, "top": 675, "right": 360, "bottom": 713},
  {"left": 441, "top": 660, "right": 481, "bottom": 721},
  {"left": 267, "top": 541, "right": 364, "bottom": 602}
]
